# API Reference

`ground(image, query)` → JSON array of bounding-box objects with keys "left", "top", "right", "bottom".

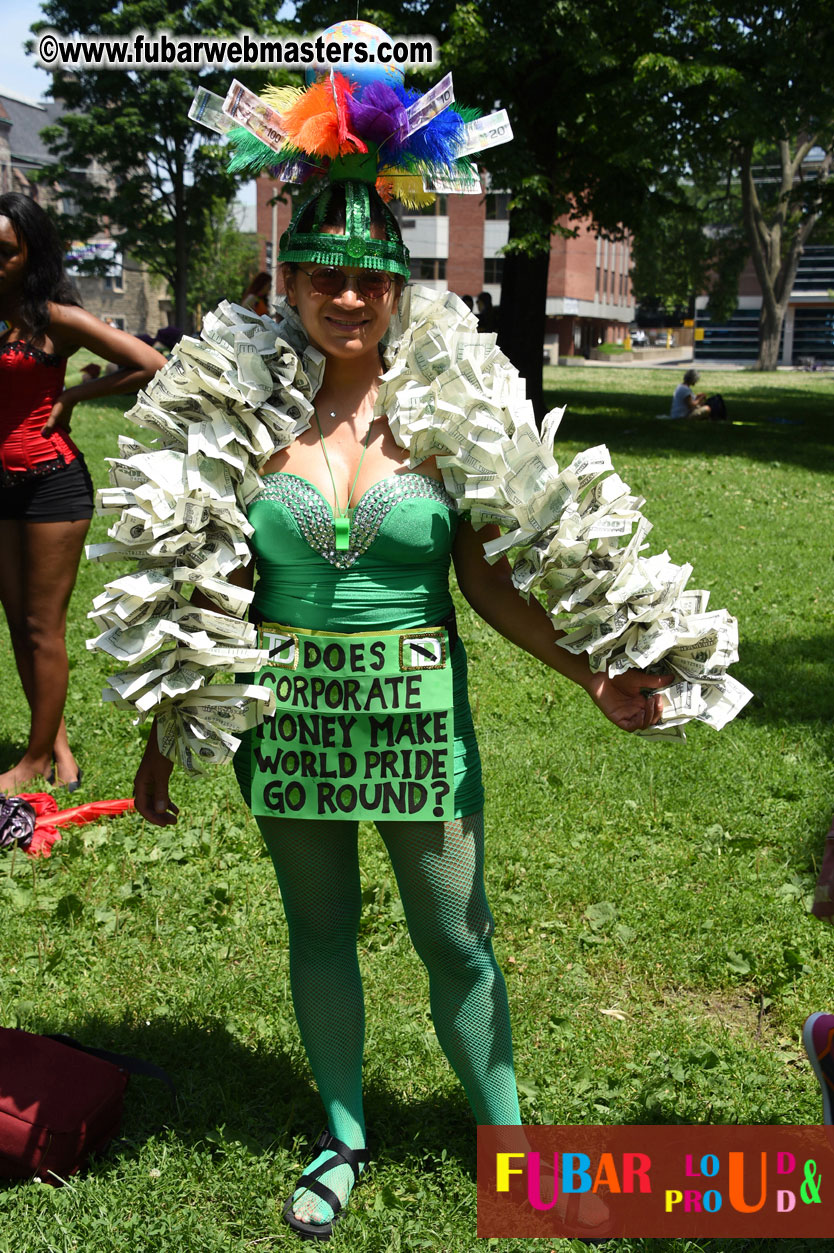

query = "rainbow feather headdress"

[{"left": 189, "top": 21, "right": 513, "bottom": 276}]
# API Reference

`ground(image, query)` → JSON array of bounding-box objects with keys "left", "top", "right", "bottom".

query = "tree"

[
  {"left": 292, "top": 1, "right": 672, "bottom": 417},
  {"left": 636, "top": 1, "right": 834, "bottom": 369},
  {"left": 630, "top": 184, "right": 747, "bottom": 325},
  {"left": 31, "top": 0, "right": 289, "bottom": 327},
  {"left": 187, "top": 198, "right": 260, "bottom": 324}
]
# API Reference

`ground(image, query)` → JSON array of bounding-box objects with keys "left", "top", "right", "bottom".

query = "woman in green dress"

[{"left": 131, "top": 178, "right": 669, "bottom": 1240}]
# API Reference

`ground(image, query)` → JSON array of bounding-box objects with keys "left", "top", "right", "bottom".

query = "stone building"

[{"left": 0, "top": 88, "right": 171, "bottom": 334}]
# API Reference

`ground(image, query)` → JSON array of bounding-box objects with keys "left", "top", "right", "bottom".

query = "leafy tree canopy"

[
  {"left": 634, "top": 0, "right": 834, "bottom": 367},
  {"left": 32, "top": 0, "right": 292, "bottom": 326}
]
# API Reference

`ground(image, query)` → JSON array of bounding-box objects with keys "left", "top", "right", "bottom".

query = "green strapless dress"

[{"left": 233, "top": 470, "right": 484, "bottom": 818}]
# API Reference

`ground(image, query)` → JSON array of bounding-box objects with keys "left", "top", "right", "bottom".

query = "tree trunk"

[
  {"left": 496, "top": 213, "right": 550, "bottom": 423},
  {"left": 757, "top": 300, "right": 787, "bottom": 370},
  {"left": 173, "top": 149, "right": 189, "bottom": 330}
]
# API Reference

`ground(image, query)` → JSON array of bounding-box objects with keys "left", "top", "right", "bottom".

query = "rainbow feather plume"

[{"left": 224, "top": 72, "right": 485, "bottom": 201}]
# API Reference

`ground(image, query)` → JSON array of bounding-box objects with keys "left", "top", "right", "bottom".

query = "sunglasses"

[{"left": 296, "top": 265, "right": 394, "bottom": 300}]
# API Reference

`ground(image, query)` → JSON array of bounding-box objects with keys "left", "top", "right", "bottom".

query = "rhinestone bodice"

[
  {"left": 248, "top": 470, "right": 459, "bottom": 635},
  {"left": 255, "top": 470, "right": 456, "bottom": 569}
]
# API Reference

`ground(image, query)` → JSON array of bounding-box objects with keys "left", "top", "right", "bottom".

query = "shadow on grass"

[
  {"left": 547, "top": 388, "right": 834, "bottom": 475},
  {"left": 0, "top": 1012, "right": 476, "bottom": 1186},
  {"left": 0, "top": 736, "right": 25, "bottom": 768},
  {"left": 733, "top": 633, "right": 834, "bottom": 736}
]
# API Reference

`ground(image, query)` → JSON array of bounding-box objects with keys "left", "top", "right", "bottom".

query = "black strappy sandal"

[{"left": 282, "top": 1130, "right": 370, "bottom": 1241}]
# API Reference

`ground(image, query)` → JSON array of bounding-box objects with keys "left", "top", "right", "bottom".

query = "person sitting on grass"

[{"left": 671, "top": 369, "right": 712, "bottom": 420}]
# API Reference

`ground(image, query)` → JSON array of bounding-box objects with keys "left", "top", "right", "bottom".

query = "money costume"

[
  {"left": 88, "top": 285, "right": 751, "bottom": 756},
  {"left": 95, "top": 31, "right": 752, "bottom": 1239}
]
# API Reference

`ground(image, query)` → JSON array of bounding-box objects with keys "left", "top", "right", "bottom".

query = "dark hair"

[
  {"left": 477, "top": 291, "right": 493, "bottom": 308},
  {"left": 683, "top": 368, "right": 699, "bottom": 386},
  {"left": 0, "top": 193, "right": 80, "bottom": 340},
  {"left": 244, "top": 270, "right": 271, "bottom": 297}
]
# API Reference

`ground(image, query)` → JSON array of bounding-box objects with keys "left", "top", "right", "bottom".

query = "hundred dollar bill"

[
  {"left": 677, "top": 589, "right": 711, "bottom": 616},
  {"left": 568, "top": 445, "right": 614, "bottom": 491},
  {"left": 637, "top": 723, "right": 687, "bottom": 742},
  {"left": 656, "top": 680, "right": 706, "bottom": 726},
  {"left": 540, "top": 405, "right": 566, "bottom": 454},
  {"left": 189, "top": 86, "right": 236, "bottom": 135},
  {"left": 457, "top": 109, "right": 513, "bottom": 158},
  {"left": 410, "top": 323, "right": 451, "bottom": 382},
  {"left": 423, "top": 162, "right": 481, "bottom": 195},
  {"left": 695, "top": 675, "right": 753, "bottom": 730},
  {"left": 222, "top": 79, "right": 287, "bottom": 152},
  {"left": 173, "top": 570, "right": 253, "bottom": 617},
  {"left": 171, "top": 605, "right": 258, "bottom": 645},
  {"left": 177, "top": 683, "right": 275, "bottom": 730},
  {"left": 117, "top": 435, "right": 155, "bottom": 459},
  {"left": 579, "top": 473, "right": 630, "bottom": 516},
  {"left": 557, "top": 605, "right": 632, "bottom": 656},
  {"left": 405, "top": 72, "right": 454, "bottom": 136},
  {"left": 135, "top": 662, "right": 207, "bottom": 712},
  {"left": 186, "top": 537, "right": 240, "bottom": 579},
  {"left": 188, "top": 421, "right": 246, "bottom": 474},
  {"left": 125, "top": 398, "right": 188, "bottom": 447},
  {"left": 232, "top": 335, "right": 274, "bottom": 406},
  {"left": 105, "top": 649, "right": 180, "bottom": 702}
]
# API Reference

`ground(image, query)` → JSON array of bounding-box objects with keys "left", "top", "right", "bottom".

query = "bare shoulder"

[{"left": 47, "top": 302, "right": 102, "bottom": 351}]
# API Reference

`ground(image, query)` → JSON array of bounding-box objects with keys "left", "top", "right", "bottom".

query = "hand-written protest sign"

[{"left": 251, "top": 625, "right": 454, "bottom": 822}]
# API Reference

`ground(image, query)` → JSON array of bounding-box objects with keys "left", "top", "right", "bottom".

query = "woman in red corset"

[{"left": 0, "top": 193, "right": 164, "bottom": 793}]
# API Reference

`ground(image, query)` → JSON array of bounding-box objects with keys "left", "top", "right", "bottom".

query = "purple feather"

[
  {"left": 389, "top": 83, "right": 466, "bottom": 168},
  {"left": 348, "top": 82, "right": 408, "bottom": 154}
]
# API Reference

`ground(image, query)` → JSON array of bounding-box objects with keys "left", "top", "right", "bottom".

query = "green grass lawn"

[{"left": 0, "top": 361, "right": 832, "bottom": 1252}]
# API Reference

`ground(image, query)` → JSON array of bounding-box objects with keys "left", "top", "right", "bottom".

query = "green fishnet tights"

[{"left": 257, "top": 811, "right": 521, "bottom": 1227}]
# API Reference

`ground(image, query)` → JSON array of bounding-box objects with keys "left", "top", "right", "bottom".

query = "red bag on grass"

[
  {"left": 0, "top": 1029, "right": 128, "bottom": 1182},
  {"left": 0, "top": 1028, "right": 174, "bottom": 1183}
]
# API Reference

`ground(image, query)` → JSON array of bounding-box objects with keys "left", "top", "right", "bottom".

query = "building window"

[
  {"left": 485, "top": 192, "right": 511, "bottom": 220},
  {"left": 105, "top": 254, "right": 124, "bottom": 292},
  {"left": 409, "top": 258, "right": 447, "bottom": 281},
  {"left": 483, "top": 258, "right": 504, "bottom": 284},
  {"left": 104, "top": 315, "right": 125, "bottom": 329},
  {"left": 399, "top": 195, "right": 448, "bottom": 221}
]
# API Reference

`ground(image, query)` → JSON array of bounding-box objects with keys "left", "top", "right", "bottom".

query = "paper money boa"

[{"left": 87, "top": 285, "right": 752, "bottom": 770}]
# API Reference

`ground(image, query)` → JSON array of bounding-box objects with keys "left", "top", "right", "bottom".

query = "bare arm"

[
  {"left": 43, "top": 304, "right": 166, "bottom": 434},
  {"left": 453, "top": 518, "right": 669, "bottom": 732},
  {"left": 133, "top": 559, "right": 255, "bottom": 825}
]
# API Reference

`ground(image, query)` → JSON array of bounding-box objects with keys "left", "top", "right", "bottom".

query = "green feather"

[{"left": 227, "top": 127, "right": 282, "bottom": 174}]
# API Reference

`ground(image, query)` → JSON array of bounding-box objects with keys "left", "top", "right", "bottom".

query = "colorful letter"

[
  {"left": 622, "top": 1152, "right": 653, "bottom": 1193},
  {"left": 729, "top": 1151, "right": 767, "bottom": 1213},
  {"left": 496, "top": 1152, "right": 525, "bottom": 1192},
  {"left": 562, "top": 1153, "right": 592, "bottom": 1194}
]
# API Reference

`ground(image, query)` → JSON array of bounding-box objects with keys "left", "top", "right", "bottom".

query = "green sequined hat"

[{"left": 278, "top": 150, "right": 410, "bottom": 279}]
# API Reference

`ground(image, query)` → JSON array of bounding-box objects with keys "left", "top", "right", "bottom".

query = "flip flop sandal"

[{"left": 282, "top": 1130, "right": 370, "bottom": 1242}]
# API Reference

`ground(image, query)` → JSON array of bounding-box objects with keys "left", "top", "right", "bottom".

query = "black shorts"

[{"left": 0, "top": 455, "right": 95, "bottom": 523}]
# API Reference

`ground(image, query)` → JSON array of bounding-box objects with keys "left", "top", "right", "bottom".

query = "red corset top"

[{"left": 0, "top": 340, "right": 77, "bottom": 473}]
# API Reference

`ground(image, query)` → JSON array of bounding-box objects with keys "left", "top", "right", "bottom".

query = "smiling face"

[
  {"left": 0, "top": 216, "right": 28, "bottom": 306},
  {"left": 282, "top": 227, "right": 402, "bottom": 364}
]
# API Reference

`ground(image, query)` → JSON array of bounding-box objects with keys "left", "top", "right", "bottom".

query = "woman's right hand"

[{"left": 133, "top": 723, "right": 179, "bottom": 826}]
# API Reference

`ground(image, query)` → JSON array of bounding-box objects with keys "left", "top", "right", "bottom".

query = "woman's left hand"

[
  {"left": 42, "top": 394, "right": 75, "bottom": 436},
  {"left": 587, "top": 669, "right": 672, "bottom": 733}
]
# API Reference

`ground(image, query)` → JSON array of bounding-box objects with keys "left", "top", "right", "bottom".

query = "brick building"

[
  {"left": 255, "top": 176, "right": 634, "bottom": 358},
  {"left": 0, "top": 88, "right": 171, "bottom": 335}
]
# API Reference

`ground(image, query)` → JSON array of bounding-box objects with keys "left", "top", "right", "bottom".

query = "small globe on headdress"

[{"left": 304, "top": 20, "right": 406, "bottom": 90}]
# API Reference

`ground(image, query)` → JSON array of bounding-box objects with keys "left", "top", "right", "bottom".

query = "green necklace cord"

[{"left": 313, "top": 407, "right": 375, "bottom": 550}]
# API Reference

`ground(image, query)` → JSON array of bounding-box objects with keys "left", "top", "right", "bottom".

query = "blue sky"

[
  {"left": 0, "top": 0, "right": 257, "bottom": 207},
  {"left": 0, "top": 0, "right": 52, "bottom": 101}
]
